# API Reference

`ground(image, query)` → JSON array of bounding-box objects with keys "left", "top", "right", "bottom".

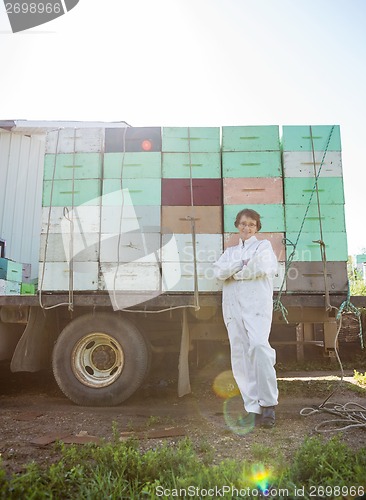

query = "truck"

[{"left": 0, "top": 120, "right": 356, "bottom": 406}]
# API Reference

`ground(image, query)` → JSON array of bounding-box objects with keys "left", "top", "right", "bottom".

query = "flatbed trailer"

[{"left": 1, "top": 291, "right": 363, "bottom": 406}]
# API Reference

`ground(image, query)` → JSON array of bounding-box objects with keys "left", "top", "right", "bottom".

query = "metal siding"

[{"left": 0, "top": 131, "right": 44, "bottom": 278}]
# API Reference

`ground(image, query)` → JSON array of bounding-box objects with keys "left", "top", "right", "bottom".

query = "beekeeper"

[{"left": 213, "top": 208, "right": 279, "bottom": 429}]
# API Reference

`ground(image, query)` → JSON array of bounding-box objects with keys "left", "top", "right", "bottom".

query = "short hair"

[{"left": 234, "top": 208, "right": 262, "bottom": 231}]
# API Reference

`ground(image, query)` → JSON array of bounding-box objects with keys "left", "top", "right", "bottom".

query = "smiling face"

[{"left": 237, "top": 215, "right": 258, "bottom": 241}]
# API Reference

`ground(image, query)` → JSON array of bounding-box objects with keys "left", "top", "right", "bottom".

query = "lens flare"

[{"left": 212, "top": 370, "right": 240, "bottom": 399}]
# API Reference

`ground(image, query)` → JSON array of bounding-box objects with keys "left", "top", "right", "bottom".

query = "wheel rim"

[{"left": 71, "top": 332, "right": 124, "bottom": 388}]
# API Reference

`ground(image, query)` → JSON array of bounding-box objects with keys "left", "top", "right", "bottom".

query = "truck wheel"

[{"left": 52, "top": 312, "right": 150, "bottom": 406}]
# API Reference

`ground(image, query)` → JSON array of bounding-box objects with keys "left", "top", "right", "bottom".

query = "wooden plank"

[
  {"left": 41, "top": 206, "right": 101, "bottom": 234},
  {"left": 39, "top": 233, "right": 100, "bottom": 262},
  {"left": 101, "top": 205, "right": 161, "bottom": 233},
  {"left": 162, "top": 262, "right": 222, "bottom": 292},
  {"left": 100, "top": 262, "right": 161, "bottom": 291}
]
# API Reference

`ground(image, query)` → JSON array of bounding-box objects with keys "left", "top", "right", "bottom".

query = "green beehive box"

[
  {"left": 222, "top": 126, "right": 280, "bottom": 152},
  {"left": 281, "top": 125, "right": 341, "bottom": 152},
  {"left": 0, "top": 258, "right": 23, "bottom": 282},
  {"left": 162, "top": 127, "right": 220, "bottom": 153},
  {"left": 102, "top": 178, "right": 161, "bottom": 206},
  {"left": 162, "top": 152, "right": 221, "bottom": 178},
  {"left": 104, "top": 152, "right": 162, "bottom": 179},
  {"left": 222, "top": 151, "right": 282, "bottom": 178},
  {"left": 284, "top": 177, "right": 344, "bottom": 205},
  {"left": 224, "top": 204, "right": 285, "bottom": 233},
  {"left": 43, "top": 153, "right": 102, "bottom": 180},
  {"left": 42, "top": 179, "right": 101, "bottom": 206},
  {"left": 21, "top": 283, "right": 36, "bottom": 295},
  {"left": 285, "top": 204, "right": 346, "bottom": 233},
  {"left": 285, "top": 231, "right": 348, "bottom": 261}
]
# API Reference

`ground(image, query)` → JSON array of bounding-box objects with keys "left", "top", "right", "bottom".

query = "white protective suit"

[{"left": 214, "top": 235, "right": 279, "bottom": 414}]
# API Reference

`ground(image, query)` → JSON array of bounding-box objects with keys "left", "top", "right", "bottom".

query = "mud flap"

[
  {"left": 10, "top": 307, "right": 50, "bottom": 372},
  {"left": 178, "top": 308, "right": 191, "bottom": 397}
]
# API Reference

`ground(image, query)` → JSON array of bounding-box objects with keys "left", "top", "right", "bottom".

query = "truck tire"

[{"left": 52, "top": 312, "right": 150, "bottom": 406}]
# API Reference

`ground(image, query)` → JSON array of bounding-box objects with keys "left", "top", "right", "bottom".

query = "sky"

[{"left": 0, "top": 0, "right": 365, "bottom": 255}]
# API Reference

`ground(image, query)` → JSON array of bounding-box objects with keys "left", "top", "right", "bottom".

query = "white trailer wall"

[{"left": 0, "top": 130, "right": 45, "bottom": 278}]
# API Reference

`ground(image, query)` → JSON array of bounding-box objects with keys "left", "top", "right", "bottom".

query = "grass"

[{"left": 0, "top": 435, "right": 365, "bottom": 499}]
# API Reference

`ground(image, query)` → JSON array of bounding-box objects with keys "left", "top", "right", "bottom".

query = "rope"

[
  {"left": 274, "top": 125, "right": 335, "bottom": 321},
  {"left": 309, "top": 125, "right": 331, "bottom": 311},
  {"left": 300, "top": 311, "right": 366, "bottom": 432},
  {"left": 186, "top": 126, "right": 200, "bottom": 311}
]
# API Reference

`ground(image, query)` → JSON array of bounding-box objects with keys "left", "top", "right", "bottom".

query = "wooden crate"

[
  {"left": 284, "top": 177, "right": 345, "bottom": 205},
  {"left": 281, "top": 125, "right": 341, "bottom": 151},
  {"left": 43, "top": 153, "right": 102, "bottom": 180},
  {"left": 104, "top": 152, "right": 162, "bottom": 179},
  {"left": 223, "top": 177, "right": 283, "bottom": 205},
  {"left": 105, "top": 127, "right": 162, "bottom": 153},
  {"left": 285, "top": 232, "right": 348, "bottom": 261},
  {"left": 162, "top": 127, "right": 220, "bottom": 152},
  {"left": 100, "top": 233, "right": 161, "bottom": 263},
  {"left": 42, "top": 179, "right": 101, "bottom": 207},
  {"left": 162, "top": 178, "right": 222, "bottom": 206},
  {"left": 101, "top": 205, "right": 161, "bottom": 233},
  {"left": 0, "top": 279, "right": 21, "bottom": 295},
  {"left": 161, "top": 206, "right": 222, "bottom": 234},
  {"left": 161, "top": 234, "right": 223, "bottom": 263},
  {"left": 162, "top": 152, "right": 221, "bottom": 178},
  {"left": 282, "top": 151, "right": 342, "bottom": 177},
  {"left": 45, "top": 128, "right": 104, "bottom": 154},
  {"left": 41, "top": 206, "right": 101, "bottom": 234},
  {"left": 0, "top": 258, "right": 23, "bottom": 282},
  {"left": 162, "top": 262, "right": 222, "bottom": 292},
  {"left": 222, "top": 151, "right": 282, "bottom": 177},
  {"left": 102, "top": 178, "right": 161, "bottom": 205},
  {"left": 285, "top": 204, "right": 346, "bottom": 233},
  {"left": 222, "top": 125, "right": 280, "bottom": 151},
  {"left": 286, "top": 261, "right": 348, "bottom": 292},
  {"left": 38, "top": 262, "right": 98, "bottom": 291},
  {"left": 39, "top": 233, "right": 100, "bottom": 262},
  {"left": 100, "top": 262, "right": 161, "bottom": 291}
]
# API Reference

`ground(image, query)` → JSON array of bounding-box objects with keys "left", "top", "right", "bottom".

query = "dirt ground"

[{"left": 1, "top": 352, "right": 366, "bottom": 479}]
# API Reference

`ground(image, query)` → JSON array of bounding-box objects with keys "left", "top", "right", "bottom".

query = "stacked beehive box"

[
  {"left": 161, "top": 127, "right": 222, "bottom": 291},
  {"left": 221, "top": 126, "right": 286, "bottom": 290},
  {"left": 39, "top": 128, "right": 103, "bottom": 291},
  {"left": 282, "top": 125, "right": 348, "bottom": 292},
  {"left": 0, "top": 257, "right": 22, "bottom": 295},
  {"left": 100, "top": 127, "right": 162, "bottom": 296}
]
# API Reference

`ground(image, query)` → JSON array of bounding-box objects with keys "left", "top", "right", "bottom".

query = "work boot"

[
  {"left": 261, "top": 406, "right": 275, "bottom": 428},
  {"left": 237, "top": 412, "right": 262, "bottom": 431}
]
